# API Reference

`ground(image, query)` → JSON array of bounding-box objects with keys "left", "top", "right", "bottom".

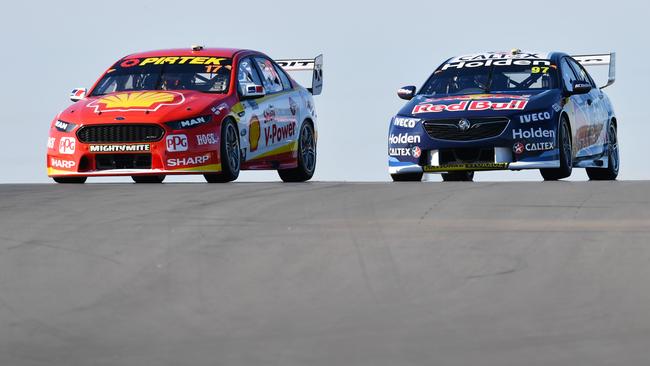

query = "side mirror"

[
  {"left": 70, "top": 88, "right": 87, "bottom": 102},
  {"left": 571, "top": 81, "right": 592, "bottom": 95},
  {"left": 397, "top": 86, "right": 416, "bottom": 100},
  {"left": 241, "top": 83, "right": 266, "bottom": 99}
]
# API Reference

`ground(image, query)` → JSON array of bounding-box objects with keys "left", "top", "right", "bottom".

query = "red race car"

[{"left": 47, "top": 46, "right": 322, "bottom": 183}]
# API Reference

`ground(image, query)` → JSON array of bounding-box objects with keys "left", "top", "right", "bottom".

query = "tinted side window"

[
  {"left": 569, "top": 58, "right": 596, "bottom": 87},
  {"left": 273, "top": 63, "right": 292, "bottom": 90},
  {"left": 560, "top": 58, "right": 578, "bottom": 91},
  {"left": 237, "top": 57, "right": 263, "bottom": 94},
  {"left": 254, "top": 57, "right": 284, "bottom": 93}
]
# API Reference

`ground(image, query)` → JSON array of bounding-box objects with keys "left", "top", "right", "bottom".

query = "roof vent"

[{"left": 191, "top": 45, "right": 204, "bottom": 51}]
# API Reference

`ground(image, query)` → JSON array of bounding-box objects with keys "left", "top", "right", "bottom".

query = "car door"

[
  {"left": 252, "top": 57, "right": 299, "bottom": 159},
  {"left": 235, "top": 56, "right": 267, "bottom": 163},
  {"left": 560, "top": 57, "right": 591, "bottom": 159},
  {"left": 568, "top": 58, "right": 608, "bottom": 157}
]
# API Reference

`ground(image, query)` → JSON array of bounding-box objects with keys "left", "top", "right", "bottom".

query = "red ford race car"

[{"left": 47, "top": 46, "right": 323, "bottom": 183}]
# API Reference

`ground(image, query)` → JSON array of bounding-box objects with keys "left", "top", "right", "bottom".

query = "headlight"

[
  {"left": 54, "top": 120, "right": 76, "bottom": 133},
  {"left": 392, "top": 116, "right": 421, "bottom": 129}
]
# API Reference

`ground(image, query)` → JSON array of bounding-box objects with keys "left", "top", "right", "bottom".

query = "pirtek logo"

[
  {"left": 413, "top": 100, "right": 528, "bottom": 114},
  {"left": 512, "top": 128, "right": 555, "bottom": 139},
  {"left": 389, "top": 133, "right": 421, "bottom": 144},
  {"left": 167, "top": 154, "right": 210, "bottom": 167},
  {"left": 90, "top": 144, "right": 151, "bottom": 153}
]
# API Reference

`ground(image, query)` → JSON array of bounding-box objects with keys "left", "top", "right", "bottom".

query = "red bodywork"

[{"left": 47, "top": 48, "right": 300, "bottom": 178}]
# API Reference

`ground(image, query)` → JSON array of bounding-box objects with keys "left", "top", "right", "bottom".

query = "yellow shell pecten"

[{"left": 98, "top": 92, "right": 176, "bottom": 109}]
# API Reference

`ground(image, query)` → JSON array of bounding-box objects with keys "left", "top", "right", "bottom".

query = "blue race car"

[{"left": 388, "top": 49, "right": 617, "bottom": 182}]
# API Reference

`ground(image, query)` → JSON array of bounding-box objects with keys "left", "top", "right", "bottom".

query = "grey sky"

[{"left": 1, "top": 0, "right": 646, "bottom": 182}]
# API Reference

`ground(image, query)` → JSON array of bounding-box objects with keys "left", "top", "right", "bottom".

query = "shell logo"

[{"left": 87, "top": 91, "right": 185, "bottom": 113}]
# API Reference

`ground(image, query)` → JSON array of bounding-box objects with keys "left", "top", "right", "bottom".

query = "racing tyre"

[
  {"left": 586, "top": 123, "right": 619, "bottom": 180},
  {"left": 541, "top": 117, "right": 573, "bottom": 181},
  {"left": 391, "top": 172, "right": 423, "bottom": 182},
  {"left": 205, "top": 119, "right": 240, "bottom": 183},
  {"left": 278, "top": 122, "right": 316, "bottom": 182},
  {"left": 132, "top": 175, "right": 165, "bottom": 183},
  {"left": 441, "top": 171, "right": 474, "bottom": 182},
  {"left": 53, "top": 177, "right": 87, "bottom": 184}
]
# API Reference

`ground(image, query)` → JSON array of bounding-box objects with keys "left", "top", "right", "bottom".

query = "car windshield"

[
  {"left": 419, "top": 61, "right": 559, "bottom": 96},
  {"left": 91, "top": 56, "right": 233, "bottom": 96}
]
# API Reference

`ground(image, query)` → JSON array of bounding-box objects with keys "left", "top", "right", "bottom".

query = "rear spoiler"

[
  {"left": 276, "top": 54, "right": 323, "bottom": 95},
  {"left": 572, "top": 52, "right": 616, "bottom": 89}
]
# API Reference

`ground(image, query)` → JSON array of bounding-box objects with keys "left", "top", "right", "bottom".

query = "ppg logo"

[
  {"left": 166, "top": 134, "right": 188, "bottom": 152},
  {"left": 59, "top": 137, "right": 76, "bottom": 154}
]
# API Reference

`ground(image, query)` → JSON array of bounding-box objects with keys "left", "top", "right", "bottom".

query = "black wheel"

[
  {"left": 441, "top": 171, "right": 474, "bottom": 182},
  {"left": 541, "top": 116, "right": 573, "bottom": 181},
  {"left": 587, "top": 123, "right": 619, "bottom": 181},
  {"left": 132, "top": 175, "right": 165, "bottom": 183},
  {"left": 53, "top": 177, "right": 87, "bottom": 184},
  {"left": 205, "top": 119, "right": 240, "bottom": 183},
  {"left": 391, "top": 172, "right": 423, "bottom": 182},
  {"left": 278, "top": 122, "right": 316, "bottom": 182}
]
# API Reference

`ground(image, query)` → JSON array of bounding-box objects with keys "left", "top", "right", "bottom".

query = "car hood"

[
  {"left": 57, "top": 90, "right": 228, "bottom": 125},
  {"left": 398, "top": 90, "right": 561, "bottom": 119}
]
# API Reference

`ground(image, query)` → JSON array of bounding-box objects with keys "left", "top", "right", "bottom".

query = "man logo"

[{"left": 458, "top": 118, "right": 471, "bottom": 131}]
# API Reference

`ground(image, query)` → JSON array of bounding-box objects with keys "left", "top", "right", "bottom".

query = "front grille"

[
  {"left": 77, "top": 124, "right": 164, "bottom": 143},
  {"left": 423, "top": 117, "right": 509, "bottom": 141},
  {"left": 95, "top": 154, "right": 152, "bottom": 170},
  {"left": 439, "top": 148, "right": 495, "bottom": 164}
]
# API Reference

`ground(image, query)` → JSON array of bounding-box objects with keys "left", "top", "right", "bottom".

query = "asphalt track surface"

[{"left": 1, "top": 181, "right": 649, "bottom": 366}]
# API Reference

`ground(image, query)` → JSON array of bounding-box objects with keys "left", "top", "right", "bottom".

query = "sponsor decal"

[
  {"left": 120, "top": 57, "right": 229, "bottom": 68},
  {"left": 87, "top": 91, "right": 185, "bottom": 113},
  {"left": 196, "top": 133, "right": 218, "bottom": 146},
  {"left": 413, "top": 100, "right": 528, "bottom": 114},
  {"left": 211, "top": 102, "right": 229, "bottom": 116},
  {"left": 552, "top": 103, "right": 562, "bottom": 112},
  {"left": 70, "top": 88, "right": 86, "bottom": 98},
  {"left": 54, "top": 120, "right": 76, "bottom": 133},
  {"left": 389, "top": 146, "right": 421, "bottom": 158},
  {"left": 264, "top": 122, "right": 296, "bottom": 145},
  {"left": 389, "top": 133, "right": 421, "bottom": 144},
  {"left": 166, "top": 134, "right": 188, "bottom": 152},
  {"left": 167, "top": 154, "right": 211, "bottom": 167},
  {"left": 249, "top": 115, "right": 261, "bottom": 152},
  {"left": 512, "top": 128, "right": 555, "bottom": 139},
  {"left": 513, "top": 141, "right": 554, "bottom": 154},
  {"left": 393, "top": 117, "right": 419, "bottom": 128},
  {"left": 519, "top": 112, "right": 551, "bottom": 124},
  {"left": 47, "top": 137, "right": 56, "bottom": 150},
  {"left": 424, "top": 94, "right": 530, "bottom": 102},
  {"left": 441, "top": 59, "right": 551, "bottom": 70},
  {"left": 424, "top": 163, "right": 509, "bottom": 172},
  {"left": 289, "top": 97, "right": 298, "bottom": 116},
  {"left": 89, "top": 144, "right": 151, "bottom": 153},
  {"left": 50, "top": 157, "right": 76, "bottom": 169},
  {"left": 263, "top": 105, "right": 276, "bottom": 123},
  {"left": 451, "top": 52, "right": 543, "bottom": 62},
  {"left": 59, "top": 137, "right": 76, "bottom": 154},
  {"left": 166, "top": 115, "right": 211, "bottom": 130}
]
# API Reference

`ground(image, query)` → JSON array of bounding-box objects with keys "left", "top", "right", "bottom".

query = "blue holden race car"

[{"left": 388, "top": 49, "right": 618, "bottom": 182}]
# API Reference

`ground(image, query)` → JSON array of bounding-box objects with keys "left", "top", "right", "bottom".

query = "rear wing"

[
  {"left": 572, "top": 52, "right": 616, "bottom": 89},
  {"left": 276, "top": 54, "right": 323, "bottom": 95}
]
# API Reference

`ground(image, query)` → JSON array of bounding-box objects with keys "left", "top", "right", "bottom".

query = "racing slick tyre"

[
  {"left": 441, "top": 171, "right": 474, "bottom": 182},
  {"left": 391, "top": 172, "right": 423, "bottom": 182},
  {"left": 278, "top": 122, "right": 316, "bottom": 182},
  {"left": 204, "top": 119, "right": 240, "bottom": 183},
  {"left": 132, "top": 175, "right": 165, "bottom": 183},
  {"left": 53, "top": 177, "right": 87, "bottom": 184},
  {"left": 541, "top": 117, "right": 573, "bottom": 181},
  {"left": 586, "top": 123, "right": 619, "bottom": 181}
]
